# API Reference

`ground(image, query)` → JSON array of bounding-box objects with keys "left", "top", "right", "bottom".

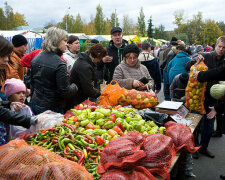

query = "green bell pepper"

[
  {"left": 95, "top": 109, "right": 111, "bottom": 116},
  {"left": 104, "top": 121, "right": 114, "bottom": 129},
  {"left": 96, "top": 118, "right": 106, "bottom": 126},
  {"left": 80, "top": 119, "right": 89, "bottom": 127}
]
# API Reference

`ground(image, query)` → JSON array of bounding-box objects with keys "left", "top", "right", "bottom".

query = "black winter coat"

[
  {"left": 30, "top": 51, "right": 77, "bottom": 110},
  {"left": 69, "top": 53, "right": 101, "bottom": 107},
  {"left": 141, "top": 58, "right": 162, "bottom": 91},
  {"left": 0, "top": 101, "right": 33, "bottom": 128},
  {"left": 99, "top": 40, "right": 128, "bottom": 84},
  {"left": 197, "top": 65, "right": 225, "bottom": 114}
]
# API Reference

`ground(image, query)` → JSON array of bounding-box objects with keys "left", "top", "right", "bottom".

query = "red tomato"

[{"left": 96, "top": 136, "right": 104, "bottom": 145}]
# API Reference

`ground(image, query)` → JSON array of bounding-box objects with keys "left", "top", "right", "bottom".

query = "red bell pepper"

[
  {"left": 113, "top": 126, "right": 124, "bottom": 136},
  {"left": 96, "top": 136, "right": 104, "bottom": 145},
  {"left": 109, "top": 114, "right": 116, "bottom": 122},
  {"left": 86, "top": 123, "right": 95, "bottom": 130}
]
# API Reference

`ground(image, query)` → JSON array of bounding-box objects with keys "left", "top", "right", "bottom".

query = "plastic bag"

[
  {"left": 98, "top": 81, "right": 126, "bottom": 107},
  {"left": 135, "top": 108, "right": 169, "bottom": 126},
  {"left": 30, "top": 110, "right": 64, "bottom": 133},
  {"left": 185, "top": 56, "right": 208, "bottom": 114}
]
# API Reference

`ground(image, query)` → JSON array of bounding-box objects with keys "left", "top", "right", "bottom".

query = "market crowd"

[{"left": 0, "top": 26, "right": 225, "bottom": 179}]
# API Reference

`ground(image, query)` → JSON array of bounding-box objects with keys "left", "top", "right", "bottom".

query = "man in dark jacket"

[
  {"left": 99, "top": 27, "right": 128, "bottom": 84},
  {"left": 192, "top": 36, "right": 225, "bottom": 158}
]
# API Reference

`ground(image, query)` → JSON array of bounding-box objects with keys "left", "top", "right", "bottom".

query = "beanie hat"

[
  {"left": 171, "top": 37, "right": 178, "bottom": 42},
  {"left": 161, "top": 44, "right": 168, "bottom": 50},
  {"left": 195, "top": 45, "right": 204, "bottom": 53},
  {"left": 179, "top": 73, "right": 189, "bottom": 84},
  {"left": 3, "top": 78, "right": 26, "bottom": 97},
  {"left": 91, "top": 39, "right": 99, "bottom": 44},
  {"left": 123, "top": 44, "right": 140, "bottom": 57},
  {"left": 12, "top": 35, "right": 28, "bottom": 47},
  {"left": 205, "top": 45, "right": 212, "bottom": 52}
]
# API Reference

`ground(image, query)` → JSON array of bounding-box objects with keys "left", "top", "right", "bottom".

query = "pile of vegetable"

[
  {"left": 185, "top": 57, "right": 208, "bottom": 114},
  {"left": 118, "top": 89, "right": 158, "bottom": 109},
  {"left": 27, "top": 105, "right": 166, "bottom": 179}
]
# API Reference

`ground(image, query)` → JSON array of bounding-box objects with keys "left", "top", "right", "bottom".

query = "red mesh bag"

[
  {"left": 138, "top": 134, "right": 176, "bottom": 180},
  {"left": 100, "top": 167, "right": 157, "bottom": 180},
  {"left": 100, "top": 169, "right": 130, "bottom": 180},
  {"left": 164, "top": 121, "right": 200, "bottom": 153},
  {"left": 0, "top": 139, "right": 93, "bottom": 180},
  {"left": 185, "top": 56, "right": 208, "bottom": 114},
  {"left": 131, "top": 166, "right": 157, "bottom": 180},
  {"left": 97, "top": 131, "right": 146, "bottom": 174},
  {"left": 118, "top": 89, "right": 158, "bottom": 109}
]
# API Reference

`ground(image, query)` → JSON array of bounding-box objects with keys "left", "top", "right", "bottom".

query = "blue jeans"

[{"left": 30, "top": 101, "right": 64, "bottom": 115}]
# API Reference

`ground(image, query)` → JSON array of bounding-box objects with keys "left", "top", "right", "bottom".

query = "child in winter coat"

[{"left": 3, "top": 78, "right": 33, "bottom": 139}]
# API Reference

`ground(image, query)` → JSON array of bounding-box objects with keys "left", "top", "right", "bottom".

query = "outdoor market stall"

[{"left": 0, "top": 77, "right": 203, "bottom": 180}]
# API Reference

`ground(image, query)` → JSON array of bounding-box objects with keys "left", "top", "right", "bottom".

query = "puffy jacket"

[
  {"left": 167, "top": 51, "right": 191, "bottom": 84},
  {"left": 69, "top": 53, "right": 101, "bottom": 107},
  {"left": 113, "top": 60, "right": 154, "bottom": 90},
  {"left": 99, "top": 39, "right": 128, "bottom": 84},
  {"left": 30, "top": 51, "right": 77, "bottom": 110}
]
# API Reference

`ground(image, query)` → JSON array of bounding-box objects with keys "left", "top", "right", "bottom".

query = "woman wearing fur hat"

[{"left": 113, "top": 44, "right": 154, "bottom": 91}]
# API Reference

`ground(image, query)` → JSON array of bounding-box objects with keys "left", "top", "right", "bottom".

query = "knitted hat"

[
  {"left": 205, "top": 45, "right": 212, "bottom": 52},
  {"left": 171, "top": 37, "right": 178, "bottom": 42},
  {"left": 123, "top": 44, "right": 140, "bottom": 57},
  {"left": 3, "top": 78, "right": 26, "bottom": 97},
  {"left": 195, "top": 45, "right": 204, "bottom": 53},
  {"left": 91, "top": 39, "right": 99, "bottom": 44},
  {"left": 111, "top": 27, "right": 122, "bottom": 34},
  {"left": 12, "top": 35, "right": 28, "bottom": 47},
  {"left": 179, "top": 73, "right": 189, "bottom": 84}
]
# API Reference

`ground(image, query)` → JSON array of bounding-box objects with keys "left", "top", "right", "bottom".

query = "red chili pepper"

[
  {"left": 41, "top": 139, "right": 48, "bottom": 142},
  {"left": 84, "top": 138, "right": 89, "bottom": 142},
  {"left": 64, "top": 110, "right": 76, "bottom": 119},
  {"left": 86, "top": 146, "right": 97, "bottom": 151},
  {"left": 86, "top": 134, "right": 95, "bottom": 144},
  {"left": 60, "top": 123, "right": 75, "bottom": 131},
  {"left": 64, "top": 146, "right": 70, "bottom": 155},
  {"left": 109, "top": 114, "right": 116, "bottom": 122},
  {"left": 78, "top": 151, "right": 84, "bottom": 165},
  {"left": 73, "top": 150, "right": 81, "bottom": 159},
  {"left": 98, "top": 149, "right": 103, "bottom": 154},
  {"left": 69, "top": 156, "right": 75, "bottom": 161},
  {"left": 52, "top": 139, "right": 58, "bottom": 143}
]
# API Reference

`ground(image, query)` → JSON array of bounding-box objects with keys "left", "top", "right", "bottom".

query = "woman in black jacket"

[
  {"left": 30, "top": 27, "right": 78, "bottom": 114},
  {"left": 69, "top": 44, "right": 107, "bottom": 108}
]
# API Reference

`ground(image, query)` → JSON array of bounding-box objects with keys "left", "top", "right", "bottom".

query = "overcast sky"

[{"left": 1, "top": 0, "right": 224, "bottom": 31}]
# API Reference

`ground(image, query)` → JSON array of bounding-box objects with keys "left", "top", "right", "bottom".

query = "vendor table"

[{"left": 158, "top": 112, "right": 202, "bottom": 180}]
